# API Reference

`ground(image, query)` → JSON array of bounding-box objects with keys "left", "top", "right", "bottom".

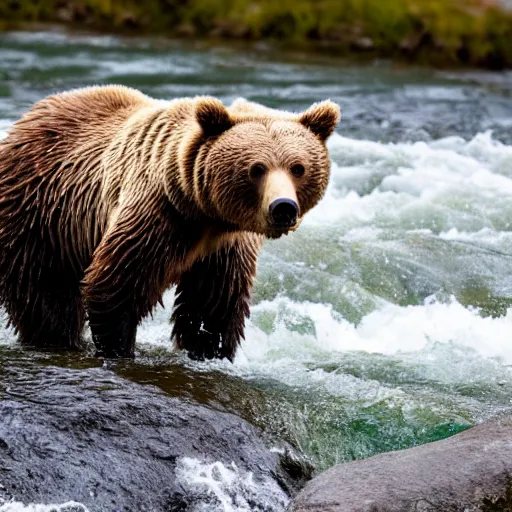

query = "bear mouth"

[
  {"left": 266, "top": 228, "right": 290, "bottom": 240},
  {"left": 265, "top": 219, "right": 302, "bottom": 239}
]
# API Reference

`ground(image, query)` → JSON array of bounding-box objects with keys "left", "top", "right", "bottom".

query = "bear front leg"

[
  {"left": 172, "top": 235, "right": 261, "bottom": 361},
  {"left": 83, "top": 200, "right": 172, "bottom": 358}
]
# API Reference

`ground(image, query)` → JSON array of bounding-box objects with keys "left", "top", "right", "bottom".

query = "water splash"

[
  {"left": 0, "top": 502, "right": 89, "bottom": 512},
  {"left": 175, "top": 458, "right": 290, "bottom": 512}
]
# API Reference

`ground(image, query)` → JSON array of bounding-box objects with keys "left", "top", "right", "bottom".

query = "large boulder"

[
  {"left": 288, "top": 418, "right": 512, "bottom": 512},
  {"left": 0, "top": 352, "right": 309, "bottom": 511}
]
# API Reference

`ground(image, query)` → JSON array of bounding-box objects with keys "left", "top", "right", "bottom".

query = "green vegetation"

[{"left": 1, "top": 0, "right": 512, "bottom": 68}]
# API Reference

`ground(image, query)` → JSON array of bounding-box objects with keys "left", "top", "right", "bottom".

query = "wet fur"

[{"left": 0, "top": 85, "right": 339, "bottom": 360}]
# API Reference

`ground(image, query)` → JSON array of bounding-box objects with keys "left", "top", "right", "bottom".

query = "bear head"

[{"left": 192, "top": 97, "right": 341, "bottom": 239}]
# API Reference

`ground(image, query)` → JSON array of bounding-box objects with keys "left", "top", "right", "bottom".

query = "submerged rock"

[
  {"left": 288, "top": 418, "right": 512, "bottom": 511},
  {"left": 0, "top": 352, "right": 307, "bottom": 512}
]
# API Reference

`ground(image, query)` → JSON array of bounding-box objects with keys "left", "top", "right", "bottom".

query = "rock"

[
  {"left": 118, "top": 11, "right": 141, "bottom": 29},
  {"left": 55, "top": 7, "right": 74, "bottom": 24},
  {"left": 288, "top": 419, "right": 512, "bottom": 512},
  {"left": 350, "top": 37, "right": 374, "bottom": 51},
  {"left": 71, "top": 4, "right": 93, "bottom": 24},
  {"left": 175, "top": 23, "right": 196, "bottom": 37},
  {"left": 209, "top": 20, "right": 251, "bottom": 39},
  {"left": 0, "top": 353, "right": 307, "bottom": 511},
  {"left": 399, "top": 31, "right": 434, "bottom": 57}
]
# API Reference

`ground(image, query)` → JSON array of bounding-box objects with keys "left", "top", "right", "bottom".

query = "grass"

[{"left": 1, "top": 0, "right": 512, "bottom": 69}]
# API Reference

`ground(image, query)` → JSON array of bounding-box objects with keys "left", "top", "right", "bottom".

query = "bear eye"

[
  {"left": 249, "top": 163, "right": 267, "bottom": 181},
  {"left": 291, "top": 163, "right": 305, "bottom": 178}
]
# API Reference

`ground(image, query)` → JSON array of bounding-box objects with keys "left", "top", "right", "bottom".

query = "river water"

[{"left": 1, "top": 29, "right": 512, "bottom": 512}]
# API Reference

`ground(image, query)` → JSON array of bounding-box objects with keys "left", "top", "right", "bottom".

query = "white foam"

[
  {"left": 438, "top": 226, "right": 512, "bottom": 247},
  {"left": 132, "top": 289, "right": 512, "bottom": 401},
  {"left": 0, "top": 502, "right": 89, "bottom": 512},
  {"left": 175, "top": 458, "right": 289, "bottom": 512},
  {"left": 96, "top": 57, "right": 200, "bottom": 77},
  {"left": 0, "top": 121, "right": 10, "bottom": 140},
  {"left": 306, "top": 131, "right": 512, "bottom": 230},
  {"left": 228, "top": 296, "right": 512, "bottom": 391},
  {"left": 2, "top": 31, "right": 122, "bottom": 49}
]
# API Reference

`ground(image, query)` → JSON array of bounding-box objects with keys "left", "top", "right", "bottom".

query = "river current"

[{"left": 1, "top": 29, "right": 512, "bottom": 512}]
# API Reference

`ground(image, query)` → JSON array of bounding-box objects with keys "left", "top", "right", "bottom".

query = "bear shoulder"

[
  {"left": 4, "top": 85, "right": 165, "bottom": 150},
  {"left": 42, "top": 85, "right": 155, "bottom": 117}
]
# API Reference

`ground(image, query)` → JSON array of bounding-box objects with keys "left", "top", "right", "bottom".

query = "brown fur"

[{"left": 0, "top": 85, "right": 340, "bottom": 360}]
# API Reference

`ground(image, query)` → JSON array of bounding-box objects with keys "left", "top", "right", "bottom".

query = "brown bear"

[{"left": 0, "top": 85, "right": 340, "bottom": 360}]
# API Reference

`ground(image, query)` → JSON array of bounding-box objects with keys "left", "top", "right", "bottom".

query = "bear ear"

[
  {"left": 298, "top": 100, "right": 341, "bottom": 142},
  {"left": 195, "top": 97, "right": 233, "bottom": 137}
]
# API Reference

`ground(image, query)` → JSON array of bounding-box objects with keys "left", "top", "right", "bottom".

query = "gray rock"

[
  {"left": 288, "top": 419, "right": 512, "bottom": 512},
  {"left": 0, "top": 353, "right": 308, "bottom": 511}
]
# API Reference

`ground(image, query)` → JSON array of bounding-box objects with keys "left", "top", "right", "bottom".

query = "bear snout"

[
  {"left": 261, "top": 169, "right": 299, "bottom": 236},
  {"left": 268, "top": 198, "right": 299, "bottom": 229}
]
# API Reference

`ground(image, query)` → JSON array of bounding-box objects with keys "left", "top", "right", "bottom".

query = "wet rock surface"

[
  {"left": 288, "top": 418, "right": 512, "bottom": 512},
  {"left": 0, "top": 350, "right": 307, "bottom": 511}
]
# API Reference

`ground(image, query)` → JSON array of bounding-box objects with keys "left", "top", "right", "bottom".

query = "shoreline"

[{"left": 1, "top": 0, "right": 512, "bottom": 70}]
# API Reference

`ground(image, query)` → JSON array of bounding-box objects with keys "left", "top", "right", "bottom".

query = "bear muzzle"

[
  {"left": 262, "top": 170, "right": 300, "bottom": 237},
  {"left": 268, "top": 198, "right": 299, "bottom": 229}
]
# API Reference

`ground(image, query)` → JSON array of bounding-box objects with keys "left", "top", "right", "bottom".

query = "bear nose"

[{"left": 269, "top": 198, "right": 299, "bottom": 228}]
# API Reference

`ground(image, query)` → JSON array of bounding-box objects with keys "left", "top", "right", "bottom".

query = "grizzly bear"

[{"left": 0, "top": 86, "right": 340, "bottom": 360}]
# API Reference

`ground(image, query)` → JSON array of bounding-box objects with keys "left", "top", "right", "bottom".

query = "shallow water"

[{"left": 1, "top": 28, "right": 512, "bottom": 512}]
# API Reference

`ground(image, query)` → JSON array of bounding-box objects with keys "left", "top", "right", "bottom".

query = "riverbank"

[{"left": 1, "top": 0, "right": 512, "bottom": 70}]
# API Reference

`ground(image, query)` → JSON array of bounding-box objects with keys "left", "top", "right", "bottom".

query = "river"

[{"left": 1, "top": 28, "right": 512, "bottom": 512}]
